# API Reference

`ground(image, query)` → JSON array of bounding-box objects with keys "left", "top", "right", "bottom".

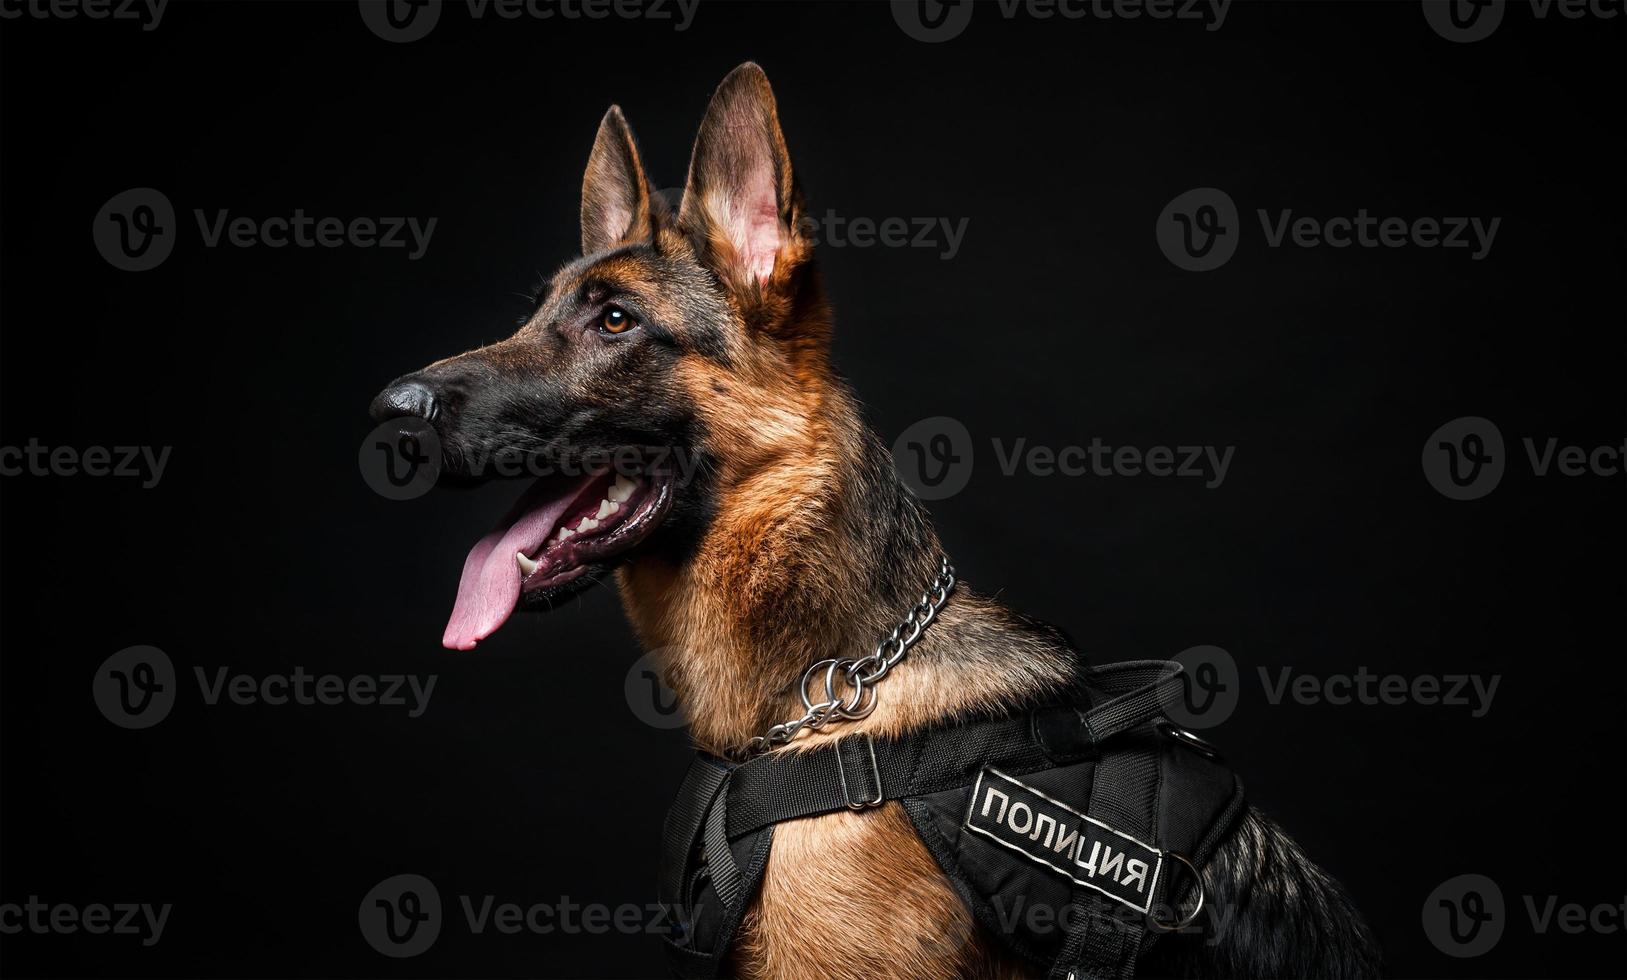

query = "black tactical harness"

[{"left": 658, "top": 660, "right": 1247, "bottom": 978}]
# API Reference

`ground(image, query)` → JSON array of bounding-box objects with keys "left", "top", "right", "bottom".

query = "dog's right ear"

[{"left": 581, "top": 105, "right": 655, "bottom": 255}]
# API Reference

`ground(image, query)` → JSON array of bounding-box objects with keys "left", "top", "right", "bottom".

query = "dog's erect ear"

[
  {"left": 581, "top": 106, "right": 656, "bottom": 254},
  {"left": 678, "top": 63, "right": 809, "bottom": 294}
]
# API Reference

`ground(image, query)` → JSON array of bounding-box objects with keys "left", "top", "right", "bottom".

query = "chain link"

[{"left": 741, "top": 556, "right": 956, "bottom": 755}]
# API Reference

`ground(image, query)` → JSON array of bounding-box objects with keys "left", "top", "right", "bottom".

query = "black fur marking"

[{"left": 1141, "top": 808, "right": 1383, "bottom": 978}]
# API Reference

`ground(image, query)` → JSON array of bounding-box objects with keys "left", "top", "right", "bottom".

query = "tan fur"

[{"left": 730, "top": 803, "right": 1026, "bottom": 980}]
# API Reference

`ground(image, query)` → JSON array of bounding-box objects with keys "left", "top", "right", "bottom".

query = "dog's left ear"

[
  {"left": 678, "top": 63, "right": 811, "bottom": 300},
  {"left": 581, "top": 105, "right": 656, "bottom": 254}
]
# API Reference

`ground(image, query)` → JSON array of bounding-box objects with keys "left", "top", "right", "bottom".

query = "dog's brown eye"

[{"left": 599, "top": 306, "right": 636, "bottom": 334}]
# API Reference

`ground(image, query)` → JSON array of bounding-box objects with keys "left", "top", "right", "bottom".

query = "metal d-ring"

[
  {"left": 1155, "top": 719, "right": 1223, "bottom": 761},
  {"left": 1147, "top": 851, "right": 1205, "bottom": 932}
]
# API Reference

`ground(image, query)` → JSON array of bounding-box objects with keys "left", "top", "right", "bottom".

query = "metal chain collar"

[{"left": 742, "top": 555, "right": 956, "bottom": 755}]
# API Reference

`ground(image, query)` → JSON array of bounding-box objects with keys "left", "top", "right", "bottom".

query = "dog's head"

[{"left": 369, "top": 63, "right": 826, "bottom": 650}]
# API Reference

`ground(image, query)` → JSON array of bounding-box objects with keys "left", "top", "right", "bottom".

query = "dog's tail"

[{"left": 1143, "top": 806, "right": 1385, "bottom": 978}]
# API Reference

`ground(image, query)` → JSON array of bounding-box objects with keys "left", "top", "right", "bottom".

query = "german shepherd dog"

[{"left": 369, "top": 63, "right": 1381, "bottom": 979}]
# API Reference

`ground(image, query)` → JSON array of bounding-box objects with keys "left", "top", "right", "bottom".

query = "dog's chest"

[{"left": 727, "top": 804, "right": 1012, "bottom": 980}]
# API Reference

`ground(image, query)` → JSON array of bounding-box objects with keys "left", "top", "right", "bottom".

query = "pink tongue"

[{"left": 441, "top": 480, "right": 587, "bottom": 651}]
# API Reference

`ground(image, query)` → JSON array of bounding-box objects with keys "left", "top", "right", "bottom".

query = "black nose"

[{"left": 370, "top": 379, "right": 439, "bottom": 424}]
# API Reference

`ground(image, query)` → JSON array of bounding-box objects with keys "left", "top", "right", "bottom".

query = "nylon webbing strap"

[
  {"left": 1078, "top": 662, "right": 1183, "bottom": 745},
  {"left": 723, "top": 661, "right": 1186, "bottom": 843},
  {"left": 660, "top": 757, "right": 731, "bottom": 909},
  {"left": 1050, "top": 735, "right": 1163, "bottom": 980},
  {"left": 1051, "top": 908, "right": 1136, "bottom": 980},
  {"left": 723, "top": 714, "right": 1043, "bottom": 840},
  {"left": 702, "top": 785, "right": 743, "bottom": 911}
]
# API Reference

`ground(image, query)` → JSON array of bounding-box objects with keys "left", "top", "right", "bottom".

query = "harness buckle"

[{"left": 835, "top": 732, "right": 883, "bottom": 809}]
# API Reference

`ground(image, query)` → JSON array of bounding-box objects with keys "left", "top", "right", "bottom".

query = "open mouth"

[{"left": 442, "top": 467, "right": 673, "bottom": 650}]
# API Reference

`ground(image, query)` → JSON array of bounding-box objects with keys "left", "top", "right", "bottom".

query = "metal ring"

[
  {"left": 837, "top": 680, "right": 878, "bottom": 719},
  {"left": 1155, "top": 719, "right": 1223, "bottom": 761},
  {"left": 800, "top": 658, "right": 841, "bottom": 712},
  {"left": 1146, "top": 852, "right": 1205, "bottom": 932},
  {"left": 821, "top": 659, "right": 870, "bottom": 717}
]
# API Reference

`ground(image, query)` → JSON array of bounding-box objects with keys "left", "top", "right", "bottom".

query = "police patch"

[{"left": 963, "top": 767, "right": 1164, "bottom": 914}]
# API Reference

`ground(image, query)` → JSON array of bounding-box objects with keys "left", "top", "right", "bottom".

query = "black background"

[{"left": 1, "top": 1, "right": 1624, "bottom": 977}]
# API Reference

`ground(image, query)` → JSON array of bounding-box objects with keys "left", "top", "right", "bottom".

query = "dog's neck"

[{"left": 617, "top": 370, "right": 1077, "bottom": 755}]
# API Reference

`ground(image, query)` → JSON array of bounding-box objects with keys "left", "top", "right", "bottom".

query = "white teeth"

[
  {"left": 577, "top": 517, "right": 599, "bottom": 533},
  {"left": 608, "top": 475, "right": 636, "bottom": 503},
  {"left": 556, "top": 527, "right": 574, "bottom": 541},
  {"left": 515, "top": 551, "right": 539, "bottom": 577},
  {"left": 596, "top": 499, "right": 619, "bottom": 520}
]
